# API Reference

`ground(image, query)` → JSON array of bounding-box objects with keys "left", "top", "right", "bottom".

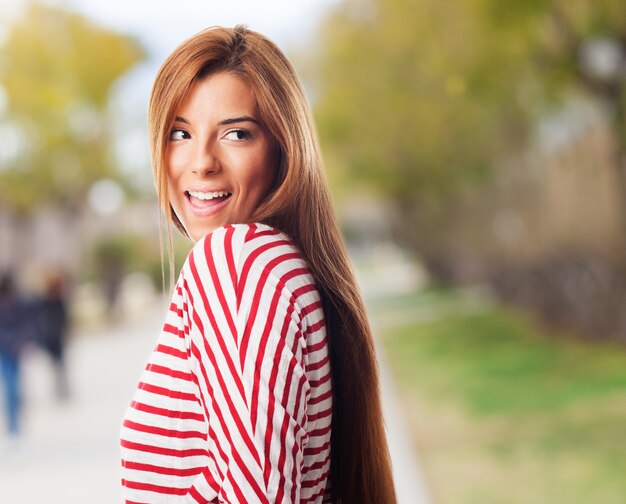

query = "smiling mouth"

[
  {"left": 184, "top": 190, "right": 233, "bottom": 215},
  {"left": 186, "top": 190, "right": 232, "bottom": 201}
]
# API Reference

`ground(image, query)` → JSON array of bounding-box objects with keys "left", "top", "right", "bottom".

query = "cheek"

[
  {"left": 166, "top": 171, "right": 183, "bottom": 210},
  {"left": 166, "top": 154, "right": 180, "bottom": 180},
  {"left": 243, "top": 166, "right": 274, "bottom": 206},
  {"left": 166, "top": 152, "right": 183, "bottom": 189},
  {"left": 251, "top": 146, "right": 279, "bottom": 196},
  {"left": 166, "top": 145, "right": 188, "bottom": 178}
]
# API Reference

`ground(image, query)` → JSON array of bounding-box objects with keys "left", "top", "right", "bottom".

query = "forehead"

[{"left": 177, "top": 72, "right": 258, "bottom": 118}]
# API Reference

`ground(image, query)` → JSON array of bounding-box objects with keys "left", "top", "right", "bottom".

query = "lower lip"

[{"left": 185, "top": 193, "right": 232, "bottom": 218}]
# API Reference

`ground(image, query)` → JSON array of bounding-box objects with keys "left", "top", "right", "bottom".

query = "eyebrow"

[
  {"left": 219, "top": 116, "right": 260, "bottom": 126},
  {"left": 173, "top": 115, "right": 260, "bottom": 126}
]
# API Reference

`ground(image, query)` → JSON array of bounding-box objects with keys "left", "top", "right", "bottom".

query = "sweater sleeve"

[{"left": 181, "top": 224, "right": 313, "bottom": 503}]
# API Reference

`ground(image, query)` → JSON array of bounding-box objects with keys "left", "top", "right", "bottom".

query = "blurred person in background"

[
  {"left": 120, "top": 26, "right": 396, "bottom": 503},
  {"left": 35, "top": 270, "right": 70, "bottom": 401},
  {"left": 0, "top": 271, "right": 26, "bottom": 441},
  {"left": 99, "top": 253, "right": 124, "bottom": 322}
]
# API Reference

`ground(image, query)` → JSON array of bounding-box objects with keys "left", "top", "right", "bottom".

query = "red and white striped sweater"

[{"left": 121, "top": 223, "right": 332, "bottom": 503}]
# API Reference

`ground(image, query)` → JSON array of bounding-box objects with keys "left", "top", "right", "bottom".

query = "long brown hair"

[{"left": 148, "top": 25, "right": 396, "bottom": 504}]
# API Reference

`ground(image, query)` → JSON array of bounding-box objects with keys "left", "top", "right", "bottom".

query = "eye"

[
  {"left": 169, "top": 129, "right": 190, "bottom": 141},
  {"left": 224, "top": 129, "right": 252, "bottom": 141}
]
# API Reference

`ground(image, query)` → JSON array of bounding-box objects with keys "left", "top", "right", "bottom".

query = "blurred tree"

[
  {"left": 313, "top": 0, "right": 626, "bottom": 260},
  {"left": 482, "top": 0, "right": 626, "bottom": 233},
  {"left": 0, "top": 3, "right": 144, "bottom": 213},
  {"left": 313, "top": 0, "right": 539, "bottom": 267}
]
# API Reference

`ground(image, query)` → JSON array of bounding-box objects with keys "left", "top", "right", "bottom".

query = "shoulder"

[
  {"left": 194, "top": 222, "right": 294, "bottom": 251},
  {"left": 183, "top": 223, "right": 313, "bottom": 291}
]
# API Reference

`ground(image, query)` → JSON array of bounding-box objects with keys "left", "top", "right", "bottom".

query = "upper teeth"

[{"left": 188, "top": 190, "right": 231, "bottom": 200}]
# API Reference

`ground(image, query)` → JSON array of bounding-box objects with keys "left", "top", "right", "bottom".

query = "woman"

[{"left": 121, "top": 26, "right": 396, "bottom": 503}]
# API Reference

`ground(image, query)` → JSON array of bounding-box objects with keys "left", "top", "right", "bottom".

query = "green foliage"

[
  {"left": 0, "top": 3, "right": 144, "bottom": 212},
  {"left": 313, "top": 0, "right": 537, "bottom": 203},
  {"left": 379, "top": 288, "right": 626, "bottom": 502},
  {"left": 386, "top": 303, "right": 626, "bottom": 414}
]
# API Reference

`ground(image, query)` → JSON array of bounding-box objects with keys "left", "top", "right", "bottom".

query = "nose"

[{"left": 191, "top": 141, "right": 220, "bottom": 176}]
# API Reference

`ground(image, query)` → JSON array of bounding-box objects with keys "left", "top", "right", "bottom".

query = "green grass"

[{"left": 377, "top": 290, "right": 626, "bottom": 503}]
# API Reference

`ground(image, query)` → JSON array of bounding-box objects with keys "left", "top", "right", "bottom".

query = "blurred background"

[{"left": 1, "top": 0, "right": 626, "bottom": 502}]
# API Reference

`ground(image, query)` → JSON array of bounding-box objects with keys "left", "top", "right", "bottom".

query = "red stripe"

[
  {"left": 308, "top": 425, "right": 332, "bottom": 437},
  {"left": 302, "top": 468, "right": 330, "bottom": 488},
  {"left": 309, "top": 371, "right": 331, "bottom": 389},
  {"left": 130, "top": 400, "right": 205, "bottom": 421},
  {"left": 304, "top": 440, "right": 331, "bottom": 456},
  {"left": 307, "top": 483, "right": 331, "bottom": 503},
  {"left": 199, "top": 464, "right": 221, "bottom": 493},
  {"left": 124, "top": 479, "right": 188, "bottom": 495},
  {"left": 301, "top": 300, "right": 323, "bottom": 317},
  {"left": 121, "top": 439, "right": 208, "bottom": 458},
  {"left": 307, "top": 404, "right": 332, "bottom": 422},
  {"left": 123, "top": 419, "right": 206, "bottom": 440},
  {"left": 146, "top": 363, "right": 193, "bottom": 381},
  {"left": 249, "top": 227, "right": 281, "bottom": 240},
  {"left": 245, "top": 222, "right": 257, "bottom": 241},
  {"left": 155, "top": 344, "right": 187, "bottom": 360},
  {"left": 309, "top": 388, "right": 333, "bottom": 405},
  {"left": 188, "top": 486, "right": 207, "bottom": 503},
  {"left": 303, "top": 458, "right": 330, "bottom": 473},
  {"left": 137, "top": 382, "right": 199, "bottom": 402},
  {"left": 169, "top": 302, "right": 182, "bottom": 316},
  {"left": 308, "top": 354, "right": 330, "bottom": 372},
  {"left": 307, "top": 318, "right": 326, "bottom": 334},
  {"left": 292, "top": 283, "right": 316, "bottom": 298},
  {"left": 224, "top": 225, "right": 238, "bottom": 289},
  {"left": 307, "top": 336, "right": 328, "bottom": 354},
  {"left": 162, "top": 323, "right": 185, "bottom": 339},
  {"left": 204, "top": 426, "right": 225, "bottom": 483},
  {"left": 123, "top": 460, "right": 202, "bottom": 477}
]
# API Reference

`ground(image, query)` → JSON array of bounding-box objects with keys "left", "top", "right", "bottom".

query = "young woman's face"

[{"left": 166, "top": 72, "right": 278, "bottom": 241}]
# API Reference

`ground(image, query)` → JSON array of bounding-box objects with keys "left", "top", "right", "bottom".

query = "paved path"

[{"left": 0, "top": 284, "right": 432, "bottom": 503}]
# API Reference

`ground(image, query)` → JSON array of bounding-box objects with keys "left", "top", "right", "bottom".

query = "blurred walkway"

[{"left": 0, "top": 260, "right": 431, "bottom": 504}]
